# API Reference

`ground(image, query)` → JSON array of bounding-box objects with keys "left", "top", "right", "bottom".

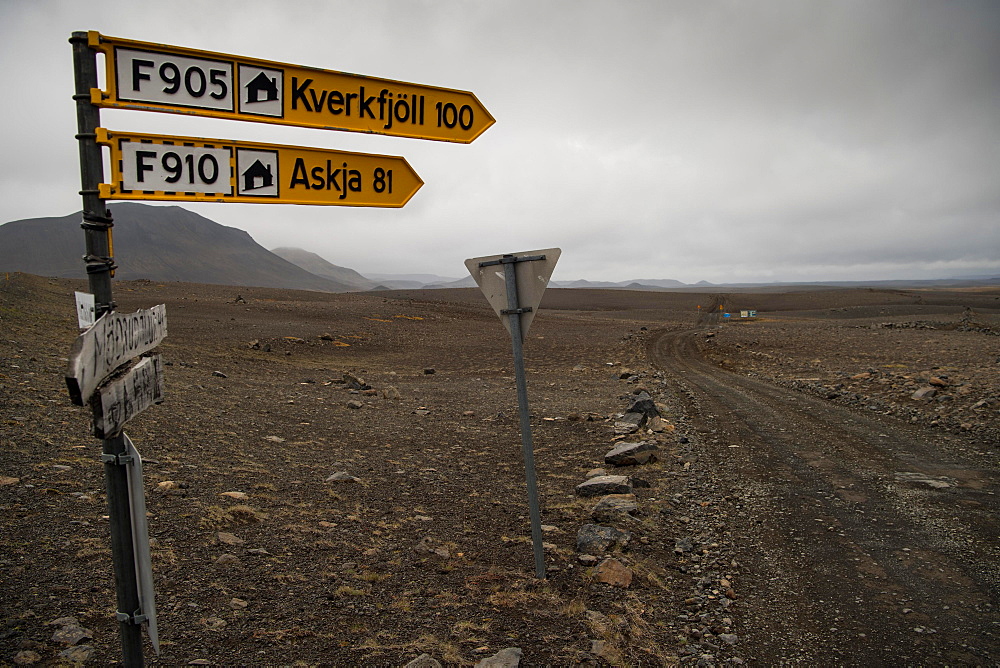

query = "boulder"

[
  {"left": 575, "top": 475, "right": 632, "bottom": 497},
  {"left": 604, "top": 441, "right": 658, "bottom": 466},
  {"left": 591, "top": 494, "right": 638, "bottom": 523},
  {"left": 593, "top": 557, "right": 633, "bottom": 587},
  {"left": 627, "top": 393, "right": 659, "bottom": 418},
  {"left": 613, "top": 412, "right": 645, "bottom": 434},
  {"left": 576, "top": 523, "right": 631, "bottom": 555}
]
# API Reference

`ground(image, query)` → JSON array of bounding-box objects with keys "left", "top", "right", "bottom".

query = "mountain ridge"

[{"left": 3, "top": 204, "right": 997, "bottom": 292}]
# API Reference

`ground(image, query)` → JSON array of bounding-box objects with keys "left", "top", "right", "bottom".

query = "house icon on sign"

[
  {"left": 246, "top": 71, "right": 279, "bottom": 103},
  {"left": 242, "top": 160, "right": 274, "bottom": 191}
]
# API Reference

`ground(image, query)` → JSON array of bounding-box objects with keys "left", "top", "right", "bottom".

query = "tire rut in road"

[{"left": 648, "top": 328, "right": 999, "bottom": 665}]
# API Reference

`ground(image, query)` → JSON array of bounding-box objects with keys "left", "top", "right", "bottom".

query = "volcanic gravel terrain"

[{"left": 1, "top": 274, "right": 997, "bottom": 665}]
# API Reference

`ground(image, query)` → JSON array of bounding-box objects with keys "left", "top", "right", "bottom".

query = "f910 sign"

[
  {"left": 99, "top": 128, "right": 423, "bottom": 208},
  {"left": 121, "top": 143, "right": 229, "bottom": 193}
]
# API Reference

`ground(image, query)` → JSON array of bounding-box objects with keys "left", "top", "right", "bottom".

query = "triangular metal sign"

[{"left": 465, "top": 248, "right": 561, "bottom": 338}]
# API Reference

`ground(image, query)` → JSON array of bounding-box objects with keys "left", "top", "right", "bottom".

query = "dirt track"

[{"left": 648, "top": 327, "right": 1000, "bottom": 664}]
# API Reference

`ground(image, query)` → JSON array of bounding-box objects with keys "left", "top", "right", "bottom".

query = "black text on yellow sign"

[
  {"left": 88, "top": 32, "right": 494, "bottom": 144},
  {"left": 97, "top": 129, "right": 423, "bottom": 208}
]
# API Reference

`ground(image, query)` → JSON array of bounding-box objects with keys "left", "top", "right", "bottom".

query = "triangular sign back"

[{"left": 465, "top": 248, "right": 561, "bottom": 339}]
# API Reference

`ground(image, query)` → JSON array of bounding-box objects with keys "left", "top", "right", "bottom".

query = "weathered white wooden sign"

[
  {"left": 66, "top": 305, "right": 167, "bottom": 405},
  {"left": 93, "top": 355, "right": 165, "bottom": 439}
]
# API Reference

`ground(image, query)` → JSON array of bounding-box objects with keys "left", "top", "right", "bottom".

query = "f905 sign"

[
  {"left": 121, "top": 143, "right": 231, "bottom": 194},
  {"left": 115, "top": 47, "right": 234, "bottom": 111}
]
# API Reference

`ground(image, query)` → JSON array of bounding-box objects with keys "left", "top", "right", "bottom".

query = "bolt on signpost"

[
  {"left": 70, "top": 30, "right": 492, "bottom": 665},
  {"left": 466, "top": 249, "right": 561, "bottom": 579}
]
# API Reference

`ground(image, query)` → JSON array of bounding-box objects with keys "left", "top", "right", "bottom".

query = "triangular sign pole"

[{"left": 466, "top": 249, "right": 560, "bottom": 579}]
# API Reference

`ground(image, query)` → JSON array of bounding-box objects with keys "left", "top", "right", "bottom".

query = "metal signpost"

[
  {"left": 466, "top": 249, "right": 560, "bottom": 579},
  {"left": 98, "top": 129, "right": 422, "bottom": 207},
  {"left": 70, "top": 28, "right": 493, "bottom": 665},
  {"left": 87, "top": 31, "right": 495, "bottom": 143}
]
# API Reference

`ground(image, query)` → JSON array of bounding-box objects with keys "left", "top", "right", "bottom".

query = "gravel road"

[{"left": 648, "top": 327, "right": 999, "bottom": 665}]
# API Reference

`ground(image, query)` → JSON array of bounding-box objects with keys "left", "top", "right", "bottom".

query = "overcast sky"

[{"left": 2, "top": 0, "right": 998, "bottom": 283}]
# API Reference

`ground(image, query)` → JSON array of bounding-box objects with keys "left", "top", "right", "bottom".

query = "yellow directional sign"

[
  {"left": 97, "top": 129, "right": 423, "bottom": 207},
  {"left": 88, "top": 32, "right": 495, "bottom": 144}
]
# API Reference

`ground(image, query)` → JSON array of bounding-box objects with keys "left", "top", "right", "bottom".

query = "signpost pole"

[
  {"left": 71, "top": 32, "right": 144, "bottom": 667},
  {"left": 499, "top": 255, "right": 546, "bottom": 580}
]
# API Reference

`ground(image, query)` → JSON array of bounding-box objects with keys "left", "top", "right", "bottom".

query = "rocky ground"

[{"left": 1, "top": 274, "right": 997, "bottom": 666}]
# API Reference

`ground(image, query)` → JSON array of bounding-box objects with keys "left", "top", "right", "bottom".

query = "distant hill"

[
  {"left": 271, "top": 247, "right": 377, "bottom": 291},
  {"left": 0, "top": 203, "right": 354, "bottom": 292}
]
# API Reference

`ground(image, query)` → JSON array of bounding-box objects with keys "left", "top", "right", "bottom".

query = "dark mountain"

[
  {"left": 0, "top": 203, "right": 353, "bottom": 292},
  {"left": 271, "top": 247, "right": 377, "bottom": 291}
]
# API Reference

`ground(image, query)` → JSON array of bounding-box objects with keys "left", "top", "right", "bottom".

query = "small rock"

[
  {"left": 423, "top": 368, "right": 436, "bottom": 375},
  {"left": 719, "top": 633, "right": 738, "bottom": 645},
  {"left": 404, "top": 654, "right": 443, "bottom": 668},
  {"left": 264, "top": 435, "right": 285, "bottom": 443},
  {"left": 911, "top": 386, "right": 937, "bottom": 400},
  {"left": 48, "top": 616, "right": 79, "bottom": 626},
  {"left": 674, "top": 537, "right": 694, "bottom": 554},
  {"left": 217, "top": 532, "right": 244, "bottom": 546},
  {"left": 58, "top": 645, "right": 94, "bottom": 663},
  {"left": 590, "top": 639, "right": 621, "bottom": 664},
  {"left": 230, "top": 598, "right": 248, "bottom": 609},
  {"left": 326, "top": 471, "right": 360, "bottom": 483},
  {"left": 211, "top": 370, "right": 227, "bottom": 378},
  {"left": 593, "top": 557, "right": 633, "bottom": 587},
  {"left": 214, "top": 554, "right": 241, "bottom": 565},
  {"left": 51, "top": 624, "right": 93, "bottom": 645},
  {"left": 343, "top": 372, "right": 368, "bottom": 390},
  {"left": 13, "top": 650, "right": 41, "bottom": 665},
  {"left": 414, "top": 536, "right": 451, "bottom": 559},
  {"left": 203, "top": 616, "right": 227, "bottom": 630},
  {"left": 585, "top": 468, "right": 608, "bottom": 478},
  {"left": 0, "top": 476, "right": 20, "bottom": 486},
  {"left": 474, "top": 647, "right": 522, "bottom": 668},
  {"left": 346, "top": 399, "right": 364, "bottom": 409},
  {"left": 578, "top": 554, "right": 599, "bottom": 566},
  {"left": 219, "top": 491, "right": 248, "bottom": 501},
  {"left": 382, "top": 386, "right": 402, "bottom": 400}
]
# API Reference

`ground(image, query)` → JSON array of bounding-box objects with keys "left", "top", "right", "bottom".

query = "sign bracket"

[
  {"left": 101, "top": 452, "right": 135, "bottom": 466},
  {"left": 116, "top": 611, "right": 148, "bottom": 626}
]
